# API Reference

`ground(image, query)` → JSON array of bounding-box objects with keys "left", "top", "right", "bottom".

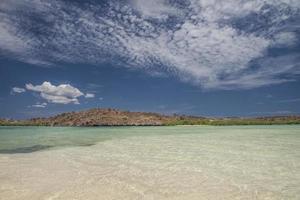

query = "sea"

[{"left": 0, "top": 125, "right": 299, "bottom": 199}]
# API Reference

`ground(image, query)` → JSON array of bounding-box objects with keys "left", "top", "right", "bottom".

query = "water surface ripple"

[{"left": 0, "top": 126, "right": 299, "bottom": 199}]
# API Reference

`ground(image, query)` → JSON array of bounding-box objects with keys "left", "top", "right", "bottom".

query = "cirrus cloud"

[{"left": 0, "top": 0, "right": 299, "bottom": 90}]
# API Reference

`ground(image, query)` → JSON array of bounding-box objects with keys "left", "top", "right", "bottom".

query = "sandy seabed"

[{"left": 0, "top": 126, "right": 299, "bottom": 200}]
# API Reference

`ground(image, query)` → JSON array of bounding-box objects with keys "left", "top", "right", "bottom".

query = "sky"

[{"left": 0, "top": 0, "right": 300, "bottom": 119}]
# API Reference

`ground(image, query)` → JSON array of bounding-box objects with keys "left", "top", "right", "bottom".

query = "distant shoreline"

[
  {"left": 1, "top": 108, "right": 300, "bottom": 126},
  {"left": 1, "top": 123, "right": 299, "bottom": 127}
]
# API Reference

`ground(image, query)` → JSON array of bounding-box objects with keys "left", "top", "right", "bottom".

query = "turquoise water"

[
  {"left": 0, "top": 125, "right": 299, "bottom": 199},
  {"left": 0, "top": 125, "right": 299, "bottom": 154},
  {"left": 0, "top": 126, "right": 203, "bottom": 153}
]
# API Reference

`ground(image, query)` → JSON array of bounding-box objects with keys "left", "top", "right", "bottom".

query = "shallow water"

[{"left": 0, "top": 125, "right": 299, "bottom": 199}]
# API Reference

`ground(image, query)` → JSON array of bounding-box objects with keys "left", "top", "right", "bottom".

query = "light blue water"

[
  {"left": 0, "top": 126, "right": 193, "bottom": 153},
  {"left": 0, "top": 125, "right": 299, "bottom": 199}
]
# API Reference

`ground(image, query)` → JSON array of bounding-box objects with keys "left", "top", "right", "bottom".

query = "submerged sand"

[{"left": 0, "top": 126, "right": 299, "bottom": 199}]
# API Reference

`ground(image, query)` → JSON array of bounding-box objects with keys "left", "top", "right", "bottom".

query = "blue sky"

[{"left": 0, "top": 0, "right": 300, "bottom": 119}]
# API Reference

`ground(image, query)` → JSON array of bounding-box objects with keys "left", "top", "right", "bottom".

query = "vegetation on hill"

[{"left": 1, "top": 108, "right": 300, "bottom": 126}]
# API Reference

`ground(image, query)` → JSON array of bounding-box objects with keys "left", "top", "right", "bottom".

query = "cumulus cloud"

[
  {"left": 26, "top": 81, "right": 84, "bottom": 104},
  {"left": 11, "top": 87, "right": 25, "bottom": 93},
  {"left": 85, "top": 93, "right": 95, "bottom": 98},
  {"left": 0, "top": 0, "right": 300, "bottom": 90}
]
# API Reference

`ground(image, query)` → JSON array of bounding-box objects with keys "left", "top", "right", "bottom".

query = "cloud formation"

[
  {"left": 32, "top": 102, "right": 47, "bottom": 108},
  {"left": 11, "top": 87, "right": 25, "bottom": 94},
  {"left": 85, "top": 93, "right": 95, "bottom": 98},
  {"left": 132, "top": 0, "right": 179, "bottom": 20},
  {"left": 26, "top": 82, "right": 84, "bottom": 104},
  {"left": 0, "top": 0, "right": 299, "bottom": 89}
]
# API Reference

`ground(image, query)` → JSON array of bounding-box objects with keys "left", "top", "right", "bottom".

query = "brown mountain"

[
  {"left": 0, "top": 108, "right": 300, "bottom": 126},
  {"left": 28, "top": 108, "right": 176, "bottom": 126}
]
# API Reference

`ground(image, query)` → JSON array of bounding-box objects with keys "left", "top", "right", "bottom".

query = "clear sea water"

[{"left": 0, "top": 125, "right": 299, "bottom": 199}]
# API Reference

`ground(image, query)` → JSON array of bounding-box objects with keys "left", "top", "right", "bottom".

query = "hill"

[{"left": 0, "top": 108, "right": 300, "bottom": 126}]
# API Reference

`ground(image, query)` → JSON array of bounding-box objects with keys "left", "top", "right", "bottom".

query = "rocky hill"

[
  {"left": 28, "top": 108, "right": 176, "bottom": 126},
  {"left": 1, "top": 108, "right": 300, "bottom": 126}
]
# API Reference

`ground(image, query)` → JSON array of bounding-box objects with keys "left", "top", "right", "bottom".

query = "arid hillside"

[
  {"left": 1, "top": 108, "right": 300, "bottom": 126},
  {"left": 29, "top": 108, "right": 175, "bottom": 126}
]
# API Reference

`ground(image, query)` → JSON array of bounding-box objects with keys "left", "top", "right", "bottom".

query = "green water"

[
  {"left": 0, "top": 125, "right": 299, "bottom": 154},
  {"left": 0, "top": 125, "right": 299, "bottom": 199},
  {"left": 0, "top": 126, "right": 136, "bottom": 153},
  {"left": 0, "top": 126, "right": 202, "bottom": 153}
]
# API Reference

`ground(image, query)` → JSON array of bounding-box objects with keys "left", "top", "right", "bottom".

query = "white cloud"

[
  {"left": 189, "top": 0, "right": 300, "bottom": 22},
  {"left": 26, "top": 81, "right": 84, "bottom": 104},
  {"left": 132, "top": 0, "right": 179, "bottom": 20},
  {"left": 0, "top": 0, "right": 299, "bottom": 90},
  {"left": 85, "top": 93, "right": 95, "bottom": 98},
  {"left": 273, "top": 32, "right": 298, "bottom": 47},
  {"left": 32, "top": 102, "right": 47, "bottom": 108},
  {"left": 0, "top": 21, "right": 28, "bottom": 55},
  {"left": 11, "top": 87, "right": 25, "bottom": 93}
]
